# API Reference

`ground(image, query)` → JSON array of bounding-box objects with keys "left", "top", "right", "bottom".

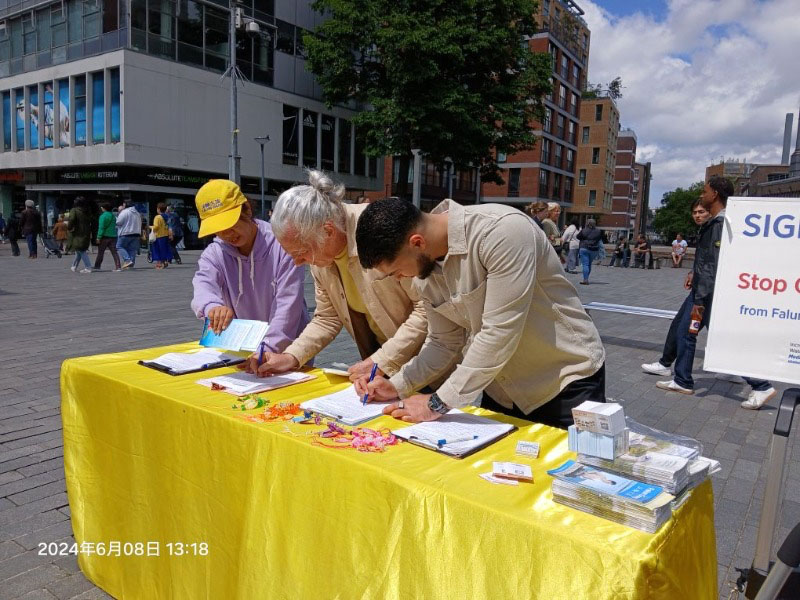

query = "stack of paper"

[
  {"left": 300, "top": 386, "right": 389, "bottom": 426},
  {"left": 199, "top": 319, "right": 270, "bottom": 352},
  {"left": 140, "top": 349, "right": 244, "bottom": 374},
  {"left": 568, "top": 426, "right": 629, "bottom": 460},
  {"left": 548, "top": 460, "right": 674, "bottom": 533},
  {"left": 196, "top": 371, "right": 313, "bottom": 396},
  {"left": 392, "top": 410, "right": 515, "bottom": 458},
  {"left": 577, "top": 431, "right": 699, "bottom": 494},
  {"left": 572, "top": 401, "right": 626, "bottom": 435}
]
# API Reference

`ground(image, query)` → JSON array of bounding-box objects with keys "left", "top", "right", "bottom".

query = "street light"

[{"left": 254, "top": 134, "right": 270, "bottom": 220}]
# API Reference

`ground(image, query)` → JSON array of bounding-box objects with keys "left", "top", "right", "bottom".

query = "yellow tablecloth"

[{"left": 61, "top": 343, "right": 717, "bottom": 599}]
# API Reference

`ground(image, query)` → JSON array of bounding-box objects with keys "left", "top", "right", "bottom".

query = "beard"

[{"left": 417, "top": 254, "right": 436, "bottom": 279}]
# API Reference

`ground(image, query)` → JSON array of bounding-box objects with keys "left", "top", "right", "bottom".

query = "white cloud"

[{"left": 581, "top": 0, "right": 800, "bottom": 203}]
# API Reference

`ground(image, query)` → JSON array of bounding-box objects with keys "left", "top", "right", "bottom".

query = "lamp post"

[{"left": 254, "top": 135, "right": 269, "bottom": 219}]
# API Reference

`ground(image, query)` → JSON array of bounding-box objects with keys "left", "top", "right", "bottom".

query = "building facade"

[
  {"left": 599, "top": 127, "right": 636, "bottom": 237},
  {"left": 0, "top": 0, "right": 382, "bottom": 243},
  {"left": 569, "top": 95, "right": 617, "bottom": 225},
  {"left": 632, "top": 160, "right": 651, "bottom": 236},
  {"left": 480, "top": 0, "right": 590, "bottom": 221}
]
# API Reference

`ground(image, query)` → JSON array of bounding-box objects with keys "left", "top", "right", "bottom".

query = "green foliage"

[
  {"left": 304, "top": 0, "right": 553, "bottom": 184},
  {"left": 651, "top": 182, "right": 704, "bottom": 241}
]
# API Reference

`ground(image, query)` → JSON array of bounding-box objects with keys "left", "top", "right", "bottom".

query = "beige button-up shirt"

[
  {"left": 389, "top": 200, "right": 605, "bottom": 413},
  {"left": 284, "top": 203, "right": 430, "bottom": 376}
]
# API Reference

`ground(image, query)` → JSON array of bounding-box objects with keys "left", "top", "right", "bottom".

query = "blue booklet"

[
  {"left": 547, "top": 459, "right": 664, "bottom": 503},
  {"left": 199, "top": 318, "right": 270, "bottom": 352}
]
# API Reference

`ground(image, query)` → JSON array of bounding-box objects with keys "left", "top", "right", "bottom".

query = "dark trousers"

[
  {"left": 658, "top": 295, "right": 691, "bottom": 367},
  {"left": 10, "top": 238, "right": 20, "bottom": 256},
  {"left": 481, "top": 364, "right": 607, "bottom": 429},
  {"left": 94, "top": 237, "right": 121, "bottom": 269},
  {"left": 25, "top": 233, "right": 37, "bottom": 257},
  {"left": 169, "top": 234, "right": 182, "bottom": 262}
]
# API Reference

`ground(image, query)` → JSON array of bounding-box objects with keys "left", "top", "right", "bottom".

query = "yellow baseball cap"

[{"left": 195, "top": 179, "right": 247, "bottom": 237}]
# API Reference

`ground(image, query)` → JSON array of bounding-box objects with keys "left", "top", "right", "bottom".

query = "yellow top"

[
  {"left": 334, "top": 248, "right": 387, "bottom": 345},
  {"left": 152, "top": 214, "right": 169, "bottom": 238}
]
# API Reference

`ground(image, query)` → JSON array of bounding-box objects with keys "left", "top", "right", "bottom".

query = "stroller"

[{"left": 40, "top": 234, "right": 63, "bottom": 258}]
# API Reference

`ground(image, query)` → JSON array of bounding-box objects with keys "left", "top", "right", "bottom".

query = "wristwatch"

[{"left": 427, "top": 392, "right": 450, "bottom": 415}]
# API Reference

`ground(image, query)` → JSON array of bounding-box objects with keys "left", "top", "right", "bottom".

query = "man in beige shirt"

[
  {"left": 249, "top": 171, "right": 440, "bottom": 382},
  {"left": 354, "top": 198, "right": 606, "bottom": 428}
]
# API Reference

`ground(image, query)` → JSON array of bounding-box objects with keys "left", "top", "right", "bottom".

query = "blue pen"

[
  {"left": 362, "top": 363, "right": 378, "bottom": 405},
  {"left": 258, "top": 341, "right": 266, "bottom": 367},
  {"left": 436, "top": 435, "right": 478, "bottom": 447}
]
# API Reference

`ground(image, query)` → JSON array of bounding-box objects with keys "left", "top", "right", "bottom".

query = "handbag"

[{"left": 148, "top": 230, "right": 157, "bottom": 243}]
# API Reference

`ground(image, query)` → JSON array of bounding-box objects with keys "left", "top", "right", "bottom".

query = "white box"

[{"left": 571, "top": 401, "right": 626, "bottom": 435}]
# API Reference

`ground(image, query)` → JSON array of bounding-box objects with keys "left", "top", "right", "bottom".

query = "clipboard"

[
  {"left": 138, "top": 356, "right": 246, "bottom": 376},
  {"left": 402, "top": 425, "right": 518, "bottom": 459}
]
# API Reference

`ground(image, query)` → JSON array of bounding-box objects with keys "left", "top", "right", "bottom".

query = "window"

[
  {"left": 68, "top": 0, "right": 83, "bottom": 43},
  {"left": 497, "top": 151, "right": 507, "bottom": 162},
  {"left": 543, "top": 108, "right": 552, "bottom": 133},
  {"left": 558, "top": 85, "right": 566, "bottom": 109},
  {"left": 368, "top": 157, "right": 377, "bottom": 178},
  {"left": 570, "top": 93, "right": 577, "bottom": 116},
  {"left": 564, "top": 177, "right": 573, "bottom": 201},
  {"left": 542, "top": 0, "right": 550, "bottom": 16},
  {"left": 595, "top": 104, "right": 603, "bottom": 121},
  {"left": 204, "top": 6, "right": 228, "bottom": 72},
  {"left": 572, "top": 64, "right": 580, "bottom": 87},
  {"left": 560, "top": 55, "right": 568, "bottom": 79},
  {"left": 508, "top": 168, "right": 520, "bottom": 197},
  {"left": 568, "top": 120, "right": 575, "bottom": 144},
  {"left": 554, "top": 143, "right": 562, "bottom": 169},
  {"left": 321, "top": 114, "right": 335, "bottom": 171},
  {"left": 302, "top": 109, "right": 317, "bottom": 168},
  {"left": 43, "top": 82, "right": 54, "bottom": 148},
  {"left": 276, "top": 19, "right": 294, "bottom": 54},
  {"left": 588, "top": 190, "right": 596, "bottom": 206},
  {"left": 556, "top": 114, "right": 564, "bottom": 138},
  {"left": 566, "top": 149, "right": 574, "bottom": 171},
  {"left": 282, "top": 105, "right": 298, "bottom": 165},
  {"left": 582, "top": 126, "right": 589, "bottom": 144},
  {"left": 552, "top": 173, "right": 561, "bottom": 200},
  {"left": 583, "top": 33, "right": 589, "bottom": 49},
  {"left": 541, "top": 138, "right": 551, "bottom": 164},
  {"left": 51, "top": 3, "right": 66, "bottom": 48},
  {"left": 84, "top": 0, "right": 101, "bottom": 41},
  {"left": 539, "top": 169, "right": 549, "bottom": 198},
  {"left": 2, "top": 91, "right": 10, "bottom": 151},
  {"left": 110, "top": 67, "right": 120, "bottom": 142},
  {"left": 252, "top": 30, "right": 273, "bottom": 85},
  {"left": 578, "top": 169, "right": 586, "bottom": 185},
  {"left": 353, "top": 128, "right": 365, "bottom": 176},
  {"left": 338, "top": 118, "right": 351, "bottom": 173},
  {"left": 591, "top": 147, "right": 599, "bottom": 164},
  {"left": 103, "top": 0, "right": 119, "bottom": 32},
  {"left": 37, "top": 8, "right": 52, "bottom": 53},
  {"left": 177, "top": 0, "right": 204, "bottom": 66},
  {"left": 58, "top": 78, "right": 69, "bottom": 146},
  {"left": 22, "top": 11, "right": 35, "bottom": 55},
  {"left": 14, "top": 88, "right": 24, "bottom": 150},
  {"left": 28, "top": 85, "right": 38, "bottom": 149},
  {"left": 91, "top": 71, "right": 104, "bottom": 143}
]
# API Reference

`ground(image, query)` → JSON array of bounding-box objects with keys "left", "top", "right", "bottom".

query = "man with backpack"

[{"left": 166, "top": 206, "right": 184, "bottom": 264}]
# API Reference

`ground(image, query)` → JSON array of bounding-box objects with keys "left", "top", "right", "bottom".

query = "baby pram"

[{"left": 40, "top": 234, "right": 62, "bottom": 258}]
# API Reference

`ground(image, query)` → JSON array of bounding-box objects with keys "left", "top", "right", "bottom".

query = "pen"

[
  {"left": 362, "top": 362, "right": 378, "bottom": 406},
  {"left": 201, "top": 358, "right": 234, "bottom": 370},
  {"left": 436, "top": 435, "right": 479, "bottom": 447},
  {"left": 258, "top": 341, "right": 266, "bottom": 367}
]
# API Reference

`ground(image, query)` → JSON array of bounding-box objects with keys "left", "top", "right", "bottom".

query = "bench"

[{"left": 582, "top": 302, "right": 678, "bottom": 320}]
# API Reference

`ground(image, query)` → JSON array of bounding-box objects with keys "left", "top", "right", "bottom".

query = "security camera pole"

[{"left": 227, "top": 0, "right": 243, "bottom": 184}]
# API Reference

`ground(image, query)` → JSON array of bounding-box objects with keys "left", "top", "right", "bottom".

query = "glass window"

[
  {"left": 591, "top": 147, "right": 599, "bottom": 164},
  {"left": 566, "top": 148, "right": 574, "bottom": 171},
  {"left": 252, "top": 29, "right": 273, "bottom": 85},
  {"left": 543, "top": 108, "right": 552, "bottom": 133},
  {"left": 52, "top": 4, "right": 67, "bottom": 48},
  {"left": 538, "top": 169, "right": 548, "bottom": 198},
  {"left": 554, "top": 144, "right": 562, "bottom": 169},
  {"left": 43, "top": 82, "right": 54, "bottom": 148},
  {"left": 552, "top": 173, "right": 561, "bottom": 199},
  {"left": 578, "top": 169, "right": 586, "bottom": 185},
  {"left": 570, "top": 93, "right": 577, "bottom": 116},
  {"left": 75, "top": 75, "right": 86, "bottom": 145},
  {"left": 68, "top": 0, "right": 83, "bottom": 43},
  {"left": 302, "top": 109, "right": 317, "bottom": 168},
  {"left": 28, "top": 85, "right": 38, "bottom": 148},
  {"left": 353, "top": 128, "right": 365, "bottom": 176},
  {"left": 110, "top": 67, "right": 120, "bottom": 142},
  {"left": 37, "top": 8, "right": 51, "bottom": 51},
  {"left": 558, "top": 85, "right": 566, "bottom": 109},
  {"left": 338, "top": 118, "right": 351, "bottom": 173},
  {"left": 541, "top": 138, "right": 551, "bottom": 164},
  {"left": 149, "top": 0, "right": 176, "bottom": 58},
  {"left": 572, "top": 64, "right": 580, "bottom": 86},
  {"left": 177, "top": 0, "right": 203, "bottom": 65},
  {"left": 276, "top": 19, "right": 294, "bottom": 55},
  {"left": 91, "top": 71, "right": 104, "bottom": 143},
  {"left": 10, "top": 19, "right": 22, "bottom": 59},
  {"left": 588, "top": 190, "right": 596, "bottom": 206},
  {"left": 103, "top": 0, "right": 119, "bottom": 32},
  {"left": 508, "top": 168, "right": 520, "bottom": 197},
  {"left": 564, "top": 177, "right": 573, "bottom": 201},
  {"left": 204, "top": 6, "right": 228, "bottom": 72},
  {"left": 131, "top": 0, "right": 146, "bottom": 30},
  {"left": 22, "top": 12, "right": 36, "bottom": 55},
  {"left": 595, "top": 104, "right": 603, "bottom": 121},
  {"left": 320, "top": 114, "right": 335, "bottom": 171},
  {"left": 560, "top": 55, "right": 568, "bottom": 79},
  {"left": 582, "top": 126, "right": 589, "bottom": 144},
  {"left": 368, "top": 157, "right": 377, "bottom": 178},
  {"left": 253, "top": 0, "right": 274, "bottom": 18},
  {"left": 84, "top": 0, "right": 101, "bottom": 40},
  {"left": 568, "top": 120, "right": 575, "bottom": 144},
  {"left": 282, "top": 104, "right": 298, "bottom": 165},
  {"left": 14, "top": 88, "right": 24, "bottom": 150},
  {"left": 556, "top": 114, "right": 564, "bottom": 138},
  {"left": 58, "top": 78, "right": 69, "bottom": 146},
  {"left": 2, "top": 91, "right": 10, "bottom": 151}
]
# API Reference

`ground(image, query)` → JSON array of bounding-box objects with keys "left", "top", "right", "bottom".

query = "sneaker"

[
  {"left": 121, "top": 261, "right": 133, "bottom": 270},
  {"left": 656, "top": 379, "right": 694, "bottom": 395},
  {"left": 70, "top": 265, "right": 77, "bottom": 272},
  {"left": 642, "top": 361, "right": 672, "bottom": 377},
  {"left": 80, "top": 268, "right": 92, "bottom": 274},
  {"left": 113, "top": 268, "right": 122, "bottom": 272},
  {"left": 741, "top": 387, "right": 777, "bottom": 410}
]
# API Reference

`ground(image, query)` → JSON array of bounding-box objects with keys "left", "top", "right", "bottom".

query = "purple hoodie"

[{"left": 191, "top": 219, "right": 310, "bottom": 353}]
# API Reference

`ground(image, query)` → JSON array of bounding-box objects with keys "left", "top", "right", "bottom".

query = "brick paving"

[{"left": 0, "top": 242, "right": 797, "bottom": 599}]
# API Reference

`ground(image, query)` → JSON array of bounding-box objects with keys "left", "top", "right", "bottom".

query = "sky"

[{"left": 582, "top": 0, "right": 800, "bottom": 204}]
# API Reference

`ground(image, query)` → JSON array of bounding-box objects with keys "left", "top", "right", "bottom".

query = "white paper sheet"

[
  {"left": 141, "top": 349, "right": 243, "bottom": 374},
  {"left": 392, "top": 410, "right": 515, "bottom": 457},
  {"left": 299, "top": 385, "right": 388, "bottom": 425},
  {"left": 196, "top": 371, "right": 313, "bottom": 396}
]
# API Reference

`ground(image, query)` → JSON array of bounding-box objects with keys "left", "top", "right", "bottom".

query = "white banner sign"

[{"left": 705, "top": 197, "right": 800, "bottom": 385}]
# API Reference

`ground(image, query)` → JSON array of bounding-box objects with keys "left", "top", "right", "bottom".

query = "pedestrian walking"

[
  {"left": 5, "top": 213, "right": 21, "bottom": 256},
  {"left": 165, "top": 205, "right": 183, "bottom": 264},
  {"left": 94, "top": 203, "right": 122, "bottom": 271},
  {"left": 0, "top": 213, "right": 6, "bottom": 243},
  {"left": 20, "top": 199, "right": 42, "bottom": 258},
  {"left": 576, "top": 218, "right": 603, "bottom": 285},
  {"left": 52, "top": 215, "right": 68, "bottom": 252},
  {"left": 67, "top": 197, "right": 94, "bottom": 273},
  {"left": 149, "top": 203, "right": 173, "bottom": 269},
  {"left": 116, "top": 201, "right": 142, "bottom": 269}
]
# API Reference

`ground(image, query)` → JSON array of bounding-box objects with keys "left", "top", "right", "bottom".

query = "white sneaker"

[
  {"left": 741, "top": 387, "right": 777, "bottom": 410},
  {"left": 656, "top": 379, "right": 694, "bottom": 395},
  {"left": 642, "top": 361, "right": 671, "bottom": 376},
  {"left": 70, "top": 265, "right": 77, "bottom": 272},
  {"left": 80, "top": 268, "right": 92, "bottom": 274},
  {"left": 121, "top": 261, "right": 133, "bottom": 270},
  {"left": 113, "top": 268, "right": 122, "bottom": 272}
]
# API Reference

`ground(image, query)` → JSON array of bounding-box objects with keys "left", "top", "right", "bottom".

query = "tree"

[
  {"left": 304, "top": 0, "right": 554, "bottom": 194},
  {"left": 607, "top": 76, "right": 623, "bottom": 100},
  {"left": 651, "top": 182, "right": 704, "bottom": 243}
]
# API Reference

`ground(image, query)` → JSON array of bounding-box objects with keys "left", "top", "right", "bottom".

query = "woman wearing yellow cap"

[{"left": 190, "top": 179, "right": 310, "bottom": 354}]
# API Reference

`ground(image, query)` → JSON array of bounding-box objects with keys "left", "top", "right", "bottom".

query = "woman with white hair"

[
  {"left": 251, "top": 170, "right": 431, "bottom": 381},
  {"left": 541, "top": 202, "right": 563, "bottom": 259}
]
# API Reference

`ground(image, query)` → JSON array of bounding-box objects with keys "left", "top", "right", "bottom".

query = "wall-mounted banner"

[{"left": 705, "top": 197, "right": 800, "bottom": 385}]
